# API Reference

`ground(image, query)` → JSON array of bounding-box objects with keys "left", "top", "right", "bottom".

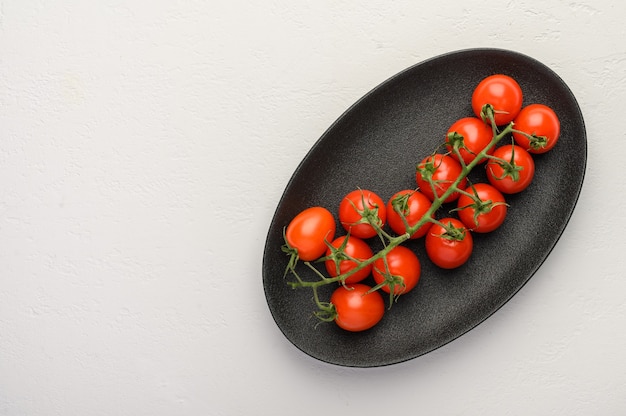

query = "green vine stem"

[
  {"left": 511, "top": 128, "right": 549, "bottom": 151},
  {"left": 286, "top": 108, "right": 515, "bottom": 312}
]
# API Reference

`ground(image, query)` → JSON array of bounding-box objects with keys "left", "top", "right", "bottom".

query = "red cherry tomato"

[
  {"left": 416, "top": 154, "right": 467, "bottom": 203},
  {"left": 372, "top": 246, "right": 421, "bottom": 295},
  {"left": 285, "top": 206, "right": 336, "bottom": 261},
  {"left": 456, "top": 183, "right": 508, "bottom": 233},
  {"left": 324, "top": 235, "right": 373, "bottom": 284},
  {"left": 486, "top": 144, "right": 535, "bottom": 194},
  {"left": 472, "top": 74, "right": 523, "bottom": 126},
  {"left": 513, "top": 103, "right": 560, "bottom": 154},
  {"left": 338, "top": 189, "right": 386, "bottom": 239},
  {"left": 386, "top": 190, "right": 433, "bottom": 239},
  {"left": 445, "top": 117, "right": 494, "bottom": 165},
  {"left": 330, "top": 283, "right": 385, "bottom": 332},
  {"left": 425, "top": 218, "right": 473, "bottom": 269}
]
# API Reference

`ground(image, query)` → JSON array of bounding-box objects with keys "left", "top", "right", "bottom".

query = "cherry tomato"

[
  {"left": 513, "top": 103, "right": 561, "bottom": 154},
  {"left": 425, "top": 218, "right": 473, "bottom": 269},
  {"left": 285, "top": 206, "right": 336, "bottom": 261},
  {"left": 338, "top": 189, "right": 386, "bottom": 239},
  {"left": 486, "top": 144, "right": 535, "bottom": 194},
  {"left": 416, "top": 154, "right": 467, "bottom": 203},
  {"left": 372, "top": 246, "right": 421, "bottom": 295},
  {"left": 445, "top": 117, "right": 494, "bottom": 165},
  {"left": 386, "top": 190, "right": 433, "bottom": 239},
  {"left": 330, "top": 283, "right": 385, "bottom": 332},
  {"left": 324, "top": 235, "right": 373, "bottom": 284},
  {"left": 456, "top": 183, "right": 508, "bottom": 233},
  {"left": 472, "top": 74, "right": 523, "bottom": 126}
]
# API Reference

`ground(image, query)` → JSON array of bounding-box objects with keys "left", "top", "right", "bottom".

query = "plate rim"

[{"left": 262, "top": 47, "right": 587, "bottom": 368}]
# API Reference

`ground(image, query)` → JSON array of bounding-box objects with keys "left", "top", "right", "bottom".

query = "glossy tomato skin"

[
  {"left": 472, "top": 74, "right": 523, "bottom": 126},
  {"left": 372, "top": 245, "right": 421, "bottom": 295},
  {"left": 456, "top": 183, "right": 508, "bottom": 233},
  {"left": 513, "top": 104, "right": 560, "bottom": 154},
  {"left": 486, "top": 144, "right": 535, "bottom": 194},
  {"left": 338, "top": 189, "right": 386, "bottom": 239},
  {"left": 285, "top": 206, "right": 336, "bottom": 261},
  {"left": 445, "top": 117, "right": 494, "bottom": 165},
  {"left": 425, "top": 218, "right": 473, "bottom": 269},
  {"left": 330, "top": 283, "right": 385, "bottom": 332},
  {"left": 324, "top": 235, "right": 373, "bottom": 284},
  {"left": 416, "top": 154, "right": 467, "bottom": 203},
  {"left": 386, "top": 190, "right": 433, "bottom": 239}
]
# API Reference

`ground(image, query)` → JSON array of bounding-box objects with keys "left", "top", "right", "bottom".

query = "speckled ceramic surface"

[{"left": 262, "top": 48, "right": 586, "bottom": 368}]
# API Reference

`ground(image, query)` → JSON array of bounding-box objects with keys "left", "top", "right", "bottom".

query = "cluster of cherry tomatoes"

[{"left": 282, "top": 74, "right": 561, "bottom": 332}]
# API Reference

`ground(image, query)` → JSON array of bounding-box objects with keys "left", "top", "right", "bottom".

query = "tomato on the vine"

[
  {"left": 456, "top": 183, "right": 508, "bottom": 233},
  {"left": 513, "top": 103, "right": 560, "bottom": 154},
  {"left": 372, "top": 246, "right": 420, "bottom": 295},
  {"left": 284, "top": 206, "right": 336, "bottom": 261},
  {"left": 425, "top": 218, "right": 473, "bottom": 269},
  {"left": 386, "top": 190, "right": 433, "bottom": 239},
  {"left": 472, "top": 74, "right": 523, "bottom": 126},
  {"left": 445, "top": 117, "right": 494, "bottom": 165},
  {"left": 416, "top": 154, "right": 467, "bottom": 203},
  {"left": 280, "top": 71, "right": 561, "bottom": 332},
  {"left": 330, "top": 283, "right": 385, "bottom": 332},
  {"left": 338, "top": 189, "right": 386, "bottom": 239},
  {"left": 324, "top": 235, "right": 373, "bottom": 284},
  {"left": 486, "top": 144, "right": 535, "bottom": 194}
]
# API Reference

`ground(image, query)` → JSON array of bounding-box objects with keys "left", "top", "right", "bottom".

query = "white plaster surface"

[{"left": 1, "top": 1, "right": 625, "bottom": 415}]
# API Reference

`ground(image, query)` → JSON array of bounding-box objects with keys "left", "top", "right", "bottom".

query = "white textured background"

[{"left": 1, "top": 1, "right": 625, "bottom": 415}]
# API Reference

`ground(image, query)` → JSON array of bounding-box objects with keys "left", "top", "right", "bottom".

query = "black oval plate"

[{"left": 262, "top": 48, "right": 586, "bottom": 368}]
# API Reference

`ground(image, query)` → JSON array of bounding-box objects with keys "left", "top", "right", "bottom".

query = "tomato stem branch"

[{"left": 286, "top": 111, "right": 514, "bottom": 313}]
